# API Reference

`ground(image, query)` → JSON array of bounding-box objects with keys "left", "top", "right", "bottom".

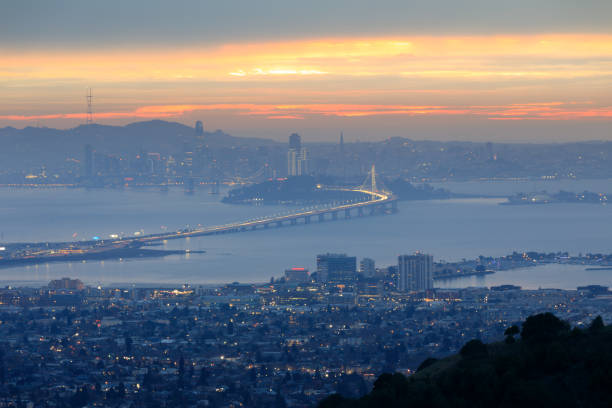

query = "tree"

[
  {"left": 460, "top": 339, "right": 487, "bottom": 358},
  {"left": 416, "top": 357, "right": 438, "bottom": 372},
  {"left": 521, "top": 313, "right": 569, "bottom": 343},
  {"left": 589, "top": 315, "right": 605, "bottom": 332},
  {"left": 504, "top": 325, "right": 520, "bottom": 343}
]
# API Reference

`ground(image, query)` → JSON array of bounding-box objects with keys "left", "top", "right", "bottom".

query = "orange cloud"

[
  {"left": 2, "top": 33, "right": 612, "bottom": 132},
  {"left": 2, "top": 102, "right": 611, "bottom": 122},
  {"left": 2, "top": 34, "right": 612, "bottom": 84}
]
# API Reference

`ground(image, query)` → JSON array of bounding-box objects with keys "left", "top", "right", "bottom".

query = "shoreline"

[{"left": 0, "top": 248, "right": 203, "bottom": 270}]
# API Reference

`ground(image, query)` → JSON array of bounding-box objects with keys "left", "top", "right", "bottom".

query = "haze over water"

[{"left": 1, "top": 179, "right": 611, "bottom": 289}]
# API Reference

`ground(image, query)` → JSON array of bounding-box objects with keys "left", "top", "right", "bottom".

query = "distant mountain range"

[{"left": 0, "top": 120, "right": 279, "bottom": 170}]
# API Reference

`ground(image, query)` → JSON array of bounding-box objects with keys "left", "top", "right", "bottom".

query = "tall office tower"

[
  {"left": 183, "top": 144, "right": 194, "bottom": 176},
  {"left": 289, "top": 133, "right": 301, "bottom": 150},
  {"left": 83, "top": 144, "right": 93, "bottom": 179},
  {"left": 397, "top": 253, "right": 433, "bottom": 292},
  {"left": 287, "top": 133, "right": 308, "bottom": 176},
  {"left": 360, "top": 257, "right": 376, "bottom": 278},
  {"left": 287, "top": 149, "right": 298, "bottom": 176},
  {"left": 316, "top": 253, "right": 357, "bottom": 283},
  {"left": 195, "top": 120, "right": 204, "bottom": 137},
  {"left": 299, "top": 148, "right": 308, "bottom": 174}
]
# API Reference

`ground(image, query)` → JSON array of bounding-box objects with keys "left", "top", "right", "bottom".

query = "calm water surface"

[{"left": 0, "top": 180, "right": 611, "bottom": 288}]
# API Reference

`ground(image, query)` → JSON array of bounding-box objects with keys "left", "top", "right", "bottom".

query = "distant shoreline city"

[
  {"left": 1, "top": 249, "right": 610, "bottom": 289},
  {"left": 4, "top": 120, "right": 612, "bottom": 189}
]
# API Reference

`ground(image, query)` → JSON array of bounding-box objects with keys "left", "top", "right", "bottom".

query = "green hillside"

[{"left": 320, "top": 313, "right": 612, "bottom": 408}]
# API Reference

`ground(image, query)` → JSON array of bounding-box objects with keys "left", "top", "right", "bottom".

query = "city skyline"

[
  {"left": 1, "top": 1, "right": 612, "bottom": 141},
  {"left": 2, "top": 2, "right": 612, "bottom": 407}
]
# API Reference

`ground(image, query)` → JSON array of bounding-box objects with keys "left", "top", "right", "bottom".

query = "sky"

[{"left": 1, "top": 0, "right": 612, "bottom": 142}]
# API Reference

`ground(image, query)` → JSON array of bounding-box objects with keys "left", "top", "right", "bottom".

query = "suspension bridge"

[
  {"left": 131, "top": 165, "right": 397, "bottom": 243},
  {"left": 0, "top": 166, "right": 398, "bottom": 266}
]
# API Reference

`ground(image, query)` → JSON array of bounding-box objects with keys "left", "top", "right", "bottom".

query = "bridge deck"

[
  {"left": 0, "top": 187, "right": 398, "bottom": 265},
  {"left": 130, "top": 189, "right": 397, "bottom": 243}
]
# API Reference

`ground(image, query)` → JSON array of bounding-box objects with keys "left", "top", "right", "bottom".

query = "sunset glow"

[{"left": 2, "top": 33, "right": 612, "bottom": 139}]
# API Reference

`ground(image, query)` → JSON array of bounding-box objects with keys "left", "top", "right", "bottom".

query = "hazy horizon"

[
  {"left": 2, "top": 1, "right": 612, "bottom": 142},
  {"left": 3, "top": 119, "right": 612, "bottom": 144}
]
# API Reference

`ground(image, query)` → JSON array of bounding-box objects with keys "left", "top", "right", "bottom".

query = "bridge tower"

[
  {"left": 360, "top": 164, "right": 381, "bottom": 194},
  {"left": 371, "top": 164, "right": 377, "bottom": 193}
]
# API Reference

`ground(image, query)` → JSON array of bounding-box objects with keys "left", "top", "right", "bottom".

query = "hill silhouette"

[
  {"left": 0, "top": 120, "right": 278, "bottom": 170},
  {"left": 319, "top": 313, "right": 612, "bottom": 408}
]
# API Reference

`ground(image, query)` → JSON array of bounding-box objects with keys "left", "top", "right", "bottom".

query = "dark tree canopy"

[
  {"left": 521, "top": 312, "right": 570, "bottom": 342},
  {"left": 319, "top": 314, "right": 612, "bottom": 408}
]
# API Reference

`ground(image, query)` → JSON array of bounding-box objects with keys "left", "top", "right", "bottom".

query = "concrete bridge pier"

[
  {"left": 332, "top": 212, "right": 338, "bottom": 220},
  {"left": 345, "top": 208, "right": 351, "bottom": 218},
  {"left": 318, "top": 214, "right": 325, "bottom": 222},
  {"left": 358, "top": 207, "right": 364, "bottom": 216},
  {"left": 264, "top": 223, "right": 269, "bottom": 229},
  {"left": 290, "top": 219, "right": 297, "bottom": 225},
  {"left": 304, "top": 216, "right": 311, "bottom": 224},
  {"left": 276, "top": 221, "right": 283, "bottom": 228}
]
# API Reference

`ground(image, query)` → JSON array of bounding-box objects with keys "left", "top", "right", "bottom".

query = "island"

[
  {"left": 223, "top": 176, "right": 453, "bottom": 205},
  {"left": 502, "top": 190, "right": 608, "bottom": 205}
]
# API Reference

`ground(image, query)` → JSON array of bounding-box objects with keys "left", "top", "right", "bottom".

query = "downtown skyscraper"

[{"left": 397, "top": 253, "right": 433, "bottom": 292}]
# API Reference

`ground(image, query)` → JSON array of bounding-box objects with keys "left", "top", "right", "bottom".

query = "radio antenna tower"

[{"left": 86, "top": 88, "right": 94, "bottom": 125}]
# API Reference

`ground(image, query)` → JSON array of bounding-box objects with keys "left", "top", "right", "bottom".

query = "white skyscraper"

[
  {"left": 287, "top": 133, "right": 308, "bottom": 176},
  {"left": 397, "top": 253, "right": 433, "bottom": 292}
]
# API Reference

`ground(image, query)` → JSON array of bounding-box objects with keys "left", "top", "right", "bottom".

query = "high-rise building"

[
  {"left": 289, "top": 133, "right": 301, "bottom": 150},
  {"left": 195, "top": 120, "right": 204, "bottom": 137},
  {"left": 287, "top": 133, "right": 308, "bottom": 176},
  {"left": 316, "top": 253, "right": 357, "bottom": 283},
  {"left": 397, "top": 253, "right": 433, "bottom": 292},
  {"left": 183, "top": 144, "right": 193, "bottom": 176},
  {"left": 285, "top": 267, "right": 310, "bottom": 283},
  {"left": 49, "top": 277, "right": 84, "bottom": 291},
  {"left": 360, "top": 257, "right": 376, "bottom": 278}
]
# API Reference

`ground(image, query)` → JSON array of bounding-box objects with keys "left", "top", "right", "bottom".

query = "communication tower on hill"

[{"left": 86, "top": 88, "right": 94, "bottom": 125}]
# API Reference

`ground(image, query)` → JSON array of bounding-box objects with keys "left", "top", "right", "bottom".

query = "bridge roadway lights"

[{"left": 318, "top": 214, "right": 325, "bottom": 222}]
